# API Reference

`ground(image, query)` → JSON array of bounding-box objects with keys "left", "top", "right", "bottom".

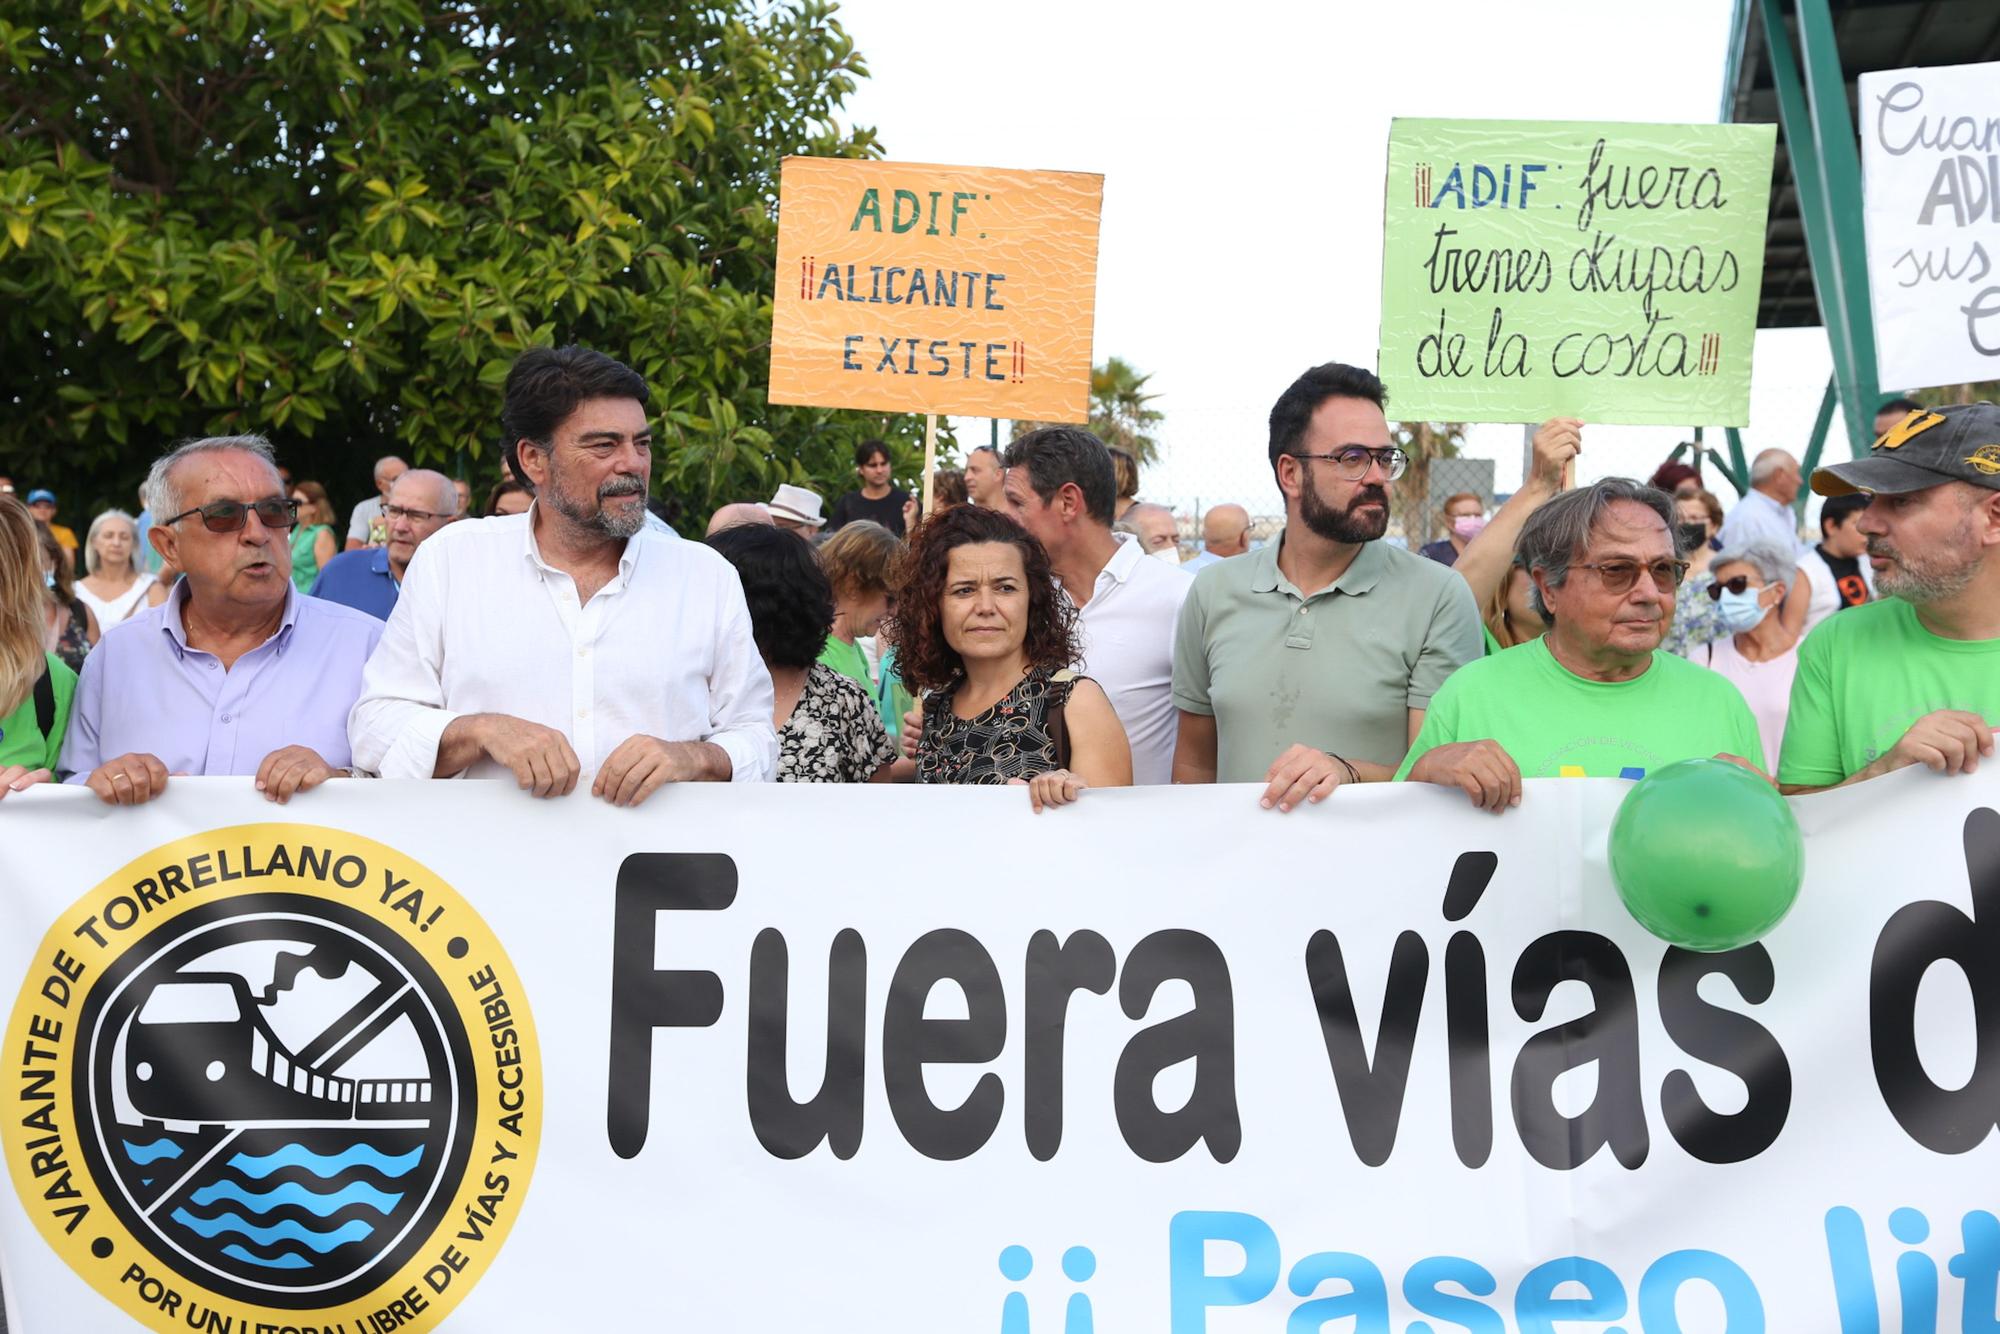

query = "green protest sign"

[{"left": 1378, "top": 119, "right": 1776, "bottom": 426}]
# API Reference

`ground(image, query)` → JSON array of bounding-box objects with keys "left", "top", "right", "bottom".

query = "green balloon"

[{"left": 1608, "top": 758, "right": 1804, "bottom": 951}]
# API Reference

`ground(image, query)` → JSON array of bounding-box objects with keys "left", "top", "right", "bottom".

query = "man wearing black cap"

[{"left": 1778, "top": 403, "right": 2000, "bottom": 793}]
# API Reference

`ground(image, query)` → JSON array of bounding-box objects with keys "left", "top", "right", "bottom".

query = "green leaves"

[{"left": 2, "top": 1, "right": 918, "bottom": 528}]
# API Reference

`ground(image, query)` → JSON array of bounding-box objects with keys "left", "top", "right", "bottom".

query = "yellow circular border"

[{"left": 3, "top": 822, "right": 541, "bottom": 1332}]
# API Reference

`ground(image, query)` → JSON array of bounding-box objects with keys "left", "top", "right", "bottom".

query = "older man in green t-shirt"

[
  {"left": 1778, "top": 402, "right": 2000, "bottom": 792},
  {"left": 1396, "top": 479, "right": 1765, "bottom": 810}
]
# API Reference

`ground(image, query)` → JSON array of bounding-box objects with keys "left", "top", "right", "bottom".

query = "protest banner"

[
  {"left": 3, "top": 770, "right": 1995, "bottom": 1332},
  {"left": 768, "top": 158, "right": 1103, "bottom": 504},
  {"left": 1379, "top": 119, "right": 1776, "bottom": 426},
  {"left": 1861, "top": 62, "right": 2000, "bottom": 393}
]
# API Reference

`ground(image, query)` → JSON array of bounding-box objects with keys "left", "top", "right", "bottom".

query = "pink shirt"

[{"left": 1702, "top": 635, "right": 1798, "bottom": 771}]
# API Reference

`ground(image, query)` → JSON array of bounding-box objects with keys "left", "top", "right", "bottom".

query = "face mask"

[
  {"left": 1451, "top": 515, "right": 1487, "bottom": 541},
  {"left": 1715, "top": 586, "right": 1767, "bottom": 633},
  {"left": 1150, "top": 545, "right": 1182, "bottom": 565},
  {"left": 1676, "top": 522, "right": 1709, "bottom": 551}
]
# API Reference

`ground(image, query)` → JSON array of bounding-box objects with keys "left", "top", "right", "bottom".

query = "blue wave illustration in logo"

[
  {"left": 191, "top": 1178, "right": 404, "bottom": 1217},
  {"left": 226, "top": 1143, "right": 423, "bottom": 1181},
  {"left": 122, "top": 1138, "right": 184, "bottom": 1166},
  {"left": 222, "top": 1242, "right": 312, "bottom": 1270},
  {"left": 170, "top": 1208, "right": 373, "bottom": 1253}
]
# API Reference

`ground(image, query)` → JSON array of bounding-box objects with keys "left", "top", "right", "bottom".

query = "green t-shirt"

[
  {"left": 1395, "top": 636, "right": 1766, "bottom": 781},
  {"left": 0, "top": 654, "right": 78, "bottom": 772},
  {"left": 1777, "top": 597, "right": 2000, "bottom": 788}
]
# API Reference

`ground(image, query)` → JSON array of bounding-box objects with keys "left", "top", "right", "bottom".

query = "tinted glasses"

[
  {"left": 1572, "top": 559, "right": 1690, "bottom": 594},
  {"left": 161, "top": 498, "right": 302, "bottom": 532},
  {"left": 1707, "top": 575, "right": 1755, "bottom": 601}
]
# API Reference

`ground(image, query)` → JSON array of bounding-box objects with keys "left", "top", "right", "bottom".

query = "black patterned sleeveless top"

[{"left": 914, "top": 667, "right": 1080, "bottom": 785}]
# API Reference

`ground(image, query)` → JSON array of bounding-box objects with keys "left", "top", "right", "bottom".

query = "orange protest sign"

[{"left": 768, "top": 157, "right": 1103, "bottom": 422}]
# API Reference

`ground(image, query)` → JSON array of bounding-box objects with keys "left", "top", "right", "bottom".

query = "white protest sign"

[
  {"left": 1861, "top": 61, "right": 2000, "bottom": 391},
  {"left": 2, "top": 772, "right": 1996, "bottom": 1332}
]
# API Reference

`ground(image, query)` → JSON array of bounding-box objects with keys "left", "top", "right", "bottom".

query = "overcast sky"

[{"left": 833, "top": 0, "right": 1839, "bottom": 519}]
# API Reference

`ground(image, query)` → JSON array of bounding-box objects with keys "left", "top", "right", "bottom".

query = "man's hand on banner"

[
  {"left": 1260, "top": 744, "right": 1358, "bottom": 813},
  {"left": 1407, "top": 739, "right": 1524, "bottom": 813},
  {"left": 476, "top": 715, "right": 582, "bottom": 797},
  {"left": 84, "top": 752, "right": 171, "bottom": 806},
  {"left": 1881, "top": 710, "right": 1997, "bottom": 778},
  {"left": 254, "top": 745, "right": 341, "bottom": 804}
]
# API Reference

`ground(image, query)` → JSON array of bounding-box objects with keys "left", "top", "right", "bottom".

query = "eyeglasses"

[
  {"left": 383, "top": 503, "right": 449, "bottom": 524},
  {"left": 1573, "top": 559, "right": 1689, "bottom": 593},
  {"left": 1707, "top": 575, "right": 1756, "bottom": 601},
  {"left": 1289, "top": 446, "right": 1409, "bottom": 481},
  {"left": 161, "top": 498, "right": 301, "bottom": 532}
]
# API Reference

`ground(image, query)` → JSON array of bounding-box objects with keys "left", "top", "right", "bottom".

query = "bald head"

[
  {"left": 1116, "top": 502, "right": 1180, "bottom": 557},
  {"left": 1749, "top": 449, "right": 1801, "bottom": 504},
  {"left": 1201, "top": 504, "right": 1251, "bottom": 557},
  {"left": 392, "top": 469, "right": 458, "bottom": 517},
  {"left": 706, "top": 501, "right": 774, "bottom": 536}
]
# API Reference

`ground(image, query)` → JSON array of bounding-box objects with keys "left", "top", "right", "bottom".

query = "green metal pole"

[
  {"left": 1794, "top": 373, "right": 1839, "bottom": 516},
  {"left": 1762, "top": 0, "right": 1881, "bottom": 457},
  {"left": 1724, "top": 427, "right": 1752, "bottom": 496}
]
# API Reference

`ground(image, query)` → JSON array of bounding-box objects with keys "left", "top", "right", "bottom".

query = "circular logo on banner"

[{"left": 2, "top": 825, "right": 540, "bottom": 1331}]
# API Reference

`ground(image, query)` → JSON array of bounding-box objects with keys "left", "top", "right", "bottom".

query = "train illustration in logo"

[{"left": 125, "top": 973, "right": 435, "bottom": 1127}]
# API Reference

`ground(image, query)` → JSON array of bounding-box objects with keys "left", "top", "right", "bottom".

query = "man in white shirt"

[
  {"left": 999, "top": 427, "right": 1192, "bottom": 783},
  {"left": 1716, "top": 448, "right": 1806, "bottom": 557},
  {"left": 349, "top": 346, "right": 776, "bottom": 801}
]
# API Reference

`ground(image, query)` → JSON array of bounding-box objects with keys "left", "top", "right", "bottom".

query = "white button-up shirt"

[
  {"left": 1070, "top": 533, "right": 1193, "bottom": 785},
  {"left": 1716, "top": 489, "right": 1806, "bottom": 558},
  {"left": 348, "top": 509, "right": 776, "bottom": 783}
]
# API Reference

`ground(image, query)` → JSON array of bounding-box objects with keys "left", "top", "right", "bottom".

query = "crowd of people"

[{"left": 1, "top": 349, "right": 1995, "bottom": 818}]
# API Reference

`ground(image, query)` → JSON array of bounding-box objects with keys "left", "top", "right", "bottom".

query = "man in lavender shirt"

[{"left": 61, "top": 435, "right": 384, "bottom": 805}]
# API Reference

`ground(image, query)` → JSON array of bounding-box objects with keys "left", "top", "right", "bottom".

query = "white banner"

[
  {"left": 3, "top": 771, "right": 1996, "bottom": 1332},
  {"left": 1861, "top": 61, "right": 2000, "bottom": 392}
]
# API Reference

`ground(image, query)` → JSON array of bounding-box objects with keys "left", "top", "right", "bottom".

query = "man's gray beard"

[
  {"left": 548, "top": 477, "right": 646, "bottom": 539},
  {"left": 1873, "top": 522, "right": 1981, "bottom": 603}
]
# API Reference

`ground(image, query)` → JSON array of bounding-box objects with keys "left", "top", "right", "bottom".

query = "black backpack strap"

[{"left": 33, "top": 661, "right": 56, "bottom": 741}]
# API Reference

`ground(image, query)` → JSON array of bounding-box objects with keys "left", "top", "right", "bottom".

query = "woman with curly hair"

[
  {"left": 890, "top": 505, "right": 1129, "bottom": 810},
  {"left": 706, "top": 523, "right": 903, "bottom": 784}
]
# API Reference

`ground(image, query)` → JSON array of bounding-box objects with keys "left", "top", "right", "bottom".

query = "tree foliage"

[
  {"left": 1008, "top": 355, "right": 1165, "bottom": 466},
  {"left": 0, "top": 0, "right": 939, "bottom": 529},
  {"left": 1389, "top": 420, "right": 1466, "bottom": 542}
]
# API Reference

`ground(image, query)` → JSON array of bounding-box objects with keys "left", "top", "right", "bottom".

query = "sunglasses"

[
  {"left": 161, "top": 497, "right": 302, "bottom": 532},
  {"left": 1572, "top": 559, "right": 1690, "bottom": 594},
  {"left": 1707, "top": 575, "right": 1757, "bottom": 601}
]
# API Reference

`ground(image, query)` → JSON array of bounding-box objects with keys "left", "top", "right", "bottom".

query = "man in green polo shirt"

[
  {"left": 1395, "top": 479, "right": 1764, "bottom": 810},
  {"left": 1171, "top": 362, "right": 1483, "bottom": 810},
  {"left": 1778, "top": 402, "right": 2000, "bottom": 792}
]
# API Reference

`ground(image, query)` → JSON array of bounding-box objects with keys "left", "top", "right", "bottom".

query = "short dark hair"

[
  {"left": 1268, "top": 362, "right": 1389, "bottom": 480},
  {"left": 705, "top": 523, "right": 834, "bottom": 670},
  {"left": 854, "top": 438, "right": 890, "bottom": 468},
  {"left": 499, "top": 346, "right": 649, "bottom": 485},
  {"left": 1876, "top": 396, "right": 1925, "bottom": 419},
  {"left": 1819, "top": 492, "right": 1872, "bottom": 536},
  {"left": 970, "top": 444, "right": 998, "bottom": 459},
  {"left": 1002, "top": 426, "right": 1116, "bottom": 525}
]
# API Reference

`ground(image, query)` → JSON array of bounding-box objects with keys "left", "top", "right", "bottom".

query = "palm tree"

[
  {"left": 1009, "top": 357, "right": 1167, "bottom": 466},
  {"left": 1390, "top": 420, "right": 1467, "bottom": 545},
  {"left": 1088, "top": 358, "right": 1164, "bottom": 466}
]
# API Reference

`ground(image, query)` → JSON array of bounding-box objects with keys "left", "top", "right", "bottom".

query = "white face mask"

[
  {"left": 1150, "top": 544, "right": 1182, "bottom": 565},
  {"left": 1715, "top": 586, "right": 1768, "bottom": 633}
]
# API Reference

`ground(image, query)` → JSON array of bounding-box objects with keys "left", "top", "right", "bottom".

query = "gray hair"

[
  {"left": 145, "top": 434, "right": 280, "bottom": 525},
  {"left": 83, "top": 508, "right": 138, "bottom": 576},
  {"left": 1749, "top": 449, "right": 1797, "bottom": 484},
  {"left": 1517, "top": 478, "right": 1680, "bottom": 622},
  {"left": 373, "top": 454, "right": 409, "bottom": 483},
  {"left": 1712, "top": 539, "right": 1796, "bottom": 589}
]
